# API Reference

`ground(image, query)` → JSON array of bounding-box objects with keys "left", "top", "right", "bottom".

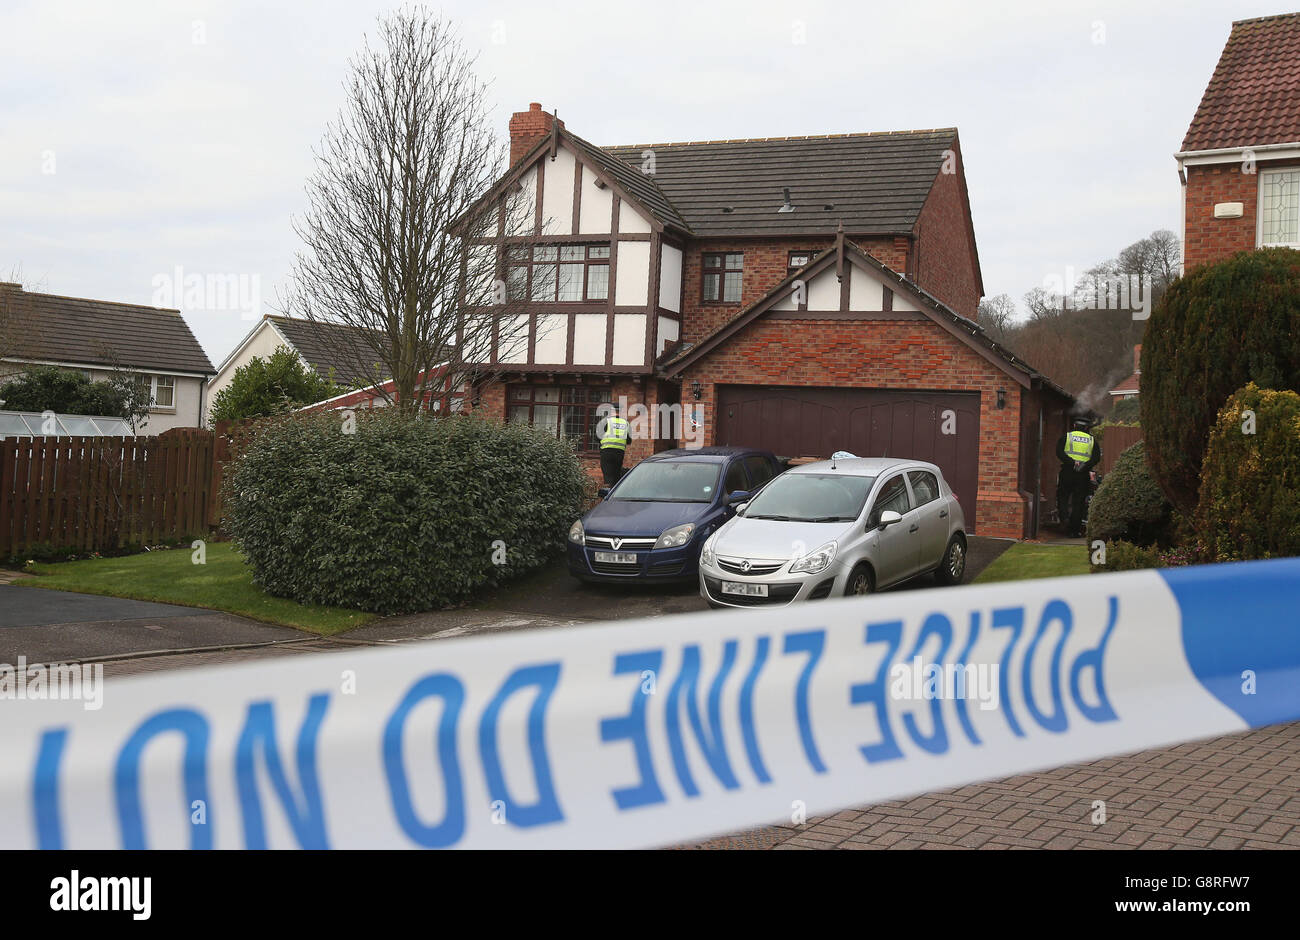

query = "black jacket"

[{"left": 1056, "top": 431, "right": 1101, "bottom": 477}]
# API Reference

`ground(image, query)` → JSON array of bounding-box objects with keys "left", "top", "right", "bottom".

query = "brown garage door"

[{"left": 715, "top": 386, "right": 981, "bottom": 530}]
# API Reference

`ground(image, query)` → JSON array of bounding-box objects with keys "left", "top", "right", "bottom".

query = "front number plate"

[
  {"left": 721, "top": 581, "right": 768, "bottom": 597},
  {"left": 594, "top": 552, "right": 638, "bottom": 564}
]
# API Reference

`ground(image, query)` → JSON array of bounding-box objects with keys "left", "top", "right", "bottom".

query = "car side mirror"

[
  {"left": 877, "top": 509, "right": 902, "bottom": 530},
  {"left": 727, "top": 490, "right": 751, "bottom": 505},
  {"left": 598, "top": 487, "right": 610, "bottom": 499}
]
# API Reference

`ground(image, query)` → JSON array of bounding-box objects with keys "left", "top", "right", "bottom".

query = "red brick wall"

[
  {"left": 676, "top": 317, "right": 1026, "bottom": 537},
  {"left": 678, "top": 236, "right": 906, "bottom": 343},
  {"left": 913, "top": 140, "right": 982, "bottom": 319},
  {"left": 1183, "top": 163, "right": 1260, "bottom": 269},
  {"left": 1180, "top": 159, "right": 1300, "bottom": 269}
]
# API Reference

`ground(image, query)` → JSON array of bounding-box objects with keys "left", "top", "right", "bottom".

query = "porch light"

[
  {"left": 691, "top": 381, "right": 703, "bottom": 400},
  {"left": 997, "top": 389, "right": 1006, "bottom": 409}
]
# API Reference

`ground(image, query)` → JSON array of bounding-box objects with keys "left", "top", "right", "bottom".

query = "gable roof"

[
  {"left": 660, "top": 238, "right": 1071, "bottom": 399},
  {"left": 0, "top": 283, "right": 213, "bottom": 374},
  {"left": 264, "top": 315, "right": 384, "bottom": 388},
  {"left": 603, "top": 129, "right": 958, "bottom": 237},
  {"left": 1182, "top": 12, "right": 1300, "bottom": 152}
]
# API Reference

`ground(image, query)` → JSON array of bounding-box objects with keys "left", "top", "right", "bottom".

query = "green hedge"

[
  {"left": 1197, "top": 383, "right": 1300, "bottom": 562},
  {"left": 1085, "top": 442, "right": 1171, "bottom": 548},
  {"left": 223, "top": 411, "right": 589, "bottom": 614},
  {"left": 1090, "top": 540, "right": 1165, "bottom": 573},
  {"left": 1141, "top": 248, "right": 1300, "bottom": 516}
]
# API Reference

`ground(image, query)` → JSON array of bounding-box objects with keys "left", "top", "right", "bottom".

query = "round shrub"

[
  {"left": 1197, "top": 383, "right": 1300, "bottom": 562},
  {"left": 223, "top": 411, "right": 589, "bottom": 614},
  {"left": 1085, "top": 442, "right": 1171, "bottom": 548},
  {"left": 1142, "top": 247, "right": 1300, "bottom": 516}
]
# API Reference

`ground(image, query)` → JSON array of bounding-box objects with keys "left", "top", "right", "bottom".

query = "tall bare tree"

[{"left": 286, "top": 8, "right": 532, "bottom": 412}]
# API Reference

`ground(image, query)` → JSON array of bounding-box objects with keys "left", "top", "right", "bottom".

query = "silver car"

[{"left": 698, "top": 457, "right": 967, "bottom": 608}]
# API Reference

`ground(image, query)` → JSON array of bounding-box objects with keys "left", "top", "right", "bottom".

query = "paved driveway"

[{"left": 0, "top": 584, "right": 299, "bottom": 663}]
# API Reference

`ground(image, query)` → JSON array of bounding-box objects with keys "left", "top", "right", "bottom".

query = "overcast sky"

[{"left": 0, "top": 0, "right": 1274, "bottom": 367}]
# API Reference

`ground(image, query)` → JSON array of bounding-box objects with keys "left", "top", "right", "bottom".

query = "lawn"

[
  {"left": 973, "top": 542, "right": 1091, "bottom": 583},
  {"left": 19, "top": 542, "right": 377, "bottom": 635}
]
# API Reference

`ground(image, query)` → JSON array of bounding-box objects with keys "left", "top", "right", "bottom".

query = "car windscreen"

[
  {"left": 742, "top": 473, "right": 876, "bottom": 522},
  {"left": 611, "top": 461, "right": 723, "bottom": 502}
]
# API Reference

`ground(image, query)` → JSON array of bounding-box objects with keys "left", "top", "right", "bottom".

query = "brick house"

[
  {"left": 1177, "top": 12, "right": 1300, "bottom": 269},
  {"left": 460, "top": 104, "right": 1073, "bottom": 538}
]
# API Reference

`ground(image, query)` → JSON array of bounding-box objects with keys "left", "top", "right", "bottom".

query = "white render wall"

[
  {"left": 612, "top": 314, "right": 646, "bottom": 366},
  {"left": 656, "top": 315, "right": 680, "bottom": 356},
  {"left": 578, "top": 166, "right": 613, "bottom": 234},
  {"left": 540, "top": 147, "right": 577, "bottom": 235},
  {"left": 614, "top": 241, "right": 650, "bottom": 307},
  {"left": 659, "top": 244, "right": 683, "bottom": 313}
]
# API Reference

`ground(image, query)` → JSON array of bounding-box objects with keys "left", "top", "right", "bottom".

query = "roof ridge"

[
  {"left": 1232, "top": 11, "right": 1300, "bottom": 25},
  {"left": 607, "top": 128, "right": 958, "bottom": 149},
  {"left": 15, "top": 289, "right": 181, "bottom": 315}
]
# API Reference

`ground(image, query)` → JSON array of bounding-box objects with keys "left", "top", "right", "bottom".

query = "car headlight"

[
  {"left": 654, "top": 523, "right": 695, "bottom": 550},
  {"left": 789, "top": 541, "right": 837, "bottom": 575},
  {"left": 568, "top": 520, "right": 585, "bottom": 545},
  {"left": 700, "top": 532, "right": 718, "bottom": 567}
]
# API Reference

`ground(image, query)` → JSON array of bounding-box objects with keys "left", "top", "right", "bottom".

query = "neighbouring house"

[
  {"left": 207, "top": 314, "right": 395, "bottom": 422},
  {"left": 1177, "top": 12, "right": 1300, "bottom": 269},
  {"left": 455, "top": 104, "right": 1074, "bottom": 538},
  {"left": 0, "top": 282, "right": 214, "bottom": 432},
  {"left": 1109, "top": 345, "right": 1141, "bottom": 401}
]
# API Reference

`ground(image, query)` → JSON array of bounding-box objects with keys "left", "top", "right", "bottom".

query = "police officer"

[
  {"left": 599, "top": 403, "right": 630, "bottom": 486},
  {"left": 1056, "top": 416, "right": 1101, "bottom": 538}
]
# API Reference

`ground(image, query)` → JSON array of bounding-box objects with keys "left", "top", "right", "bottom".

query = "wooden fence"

[
  {"left": 1098, "top": 424, "right": 1143, "bottom": 476},
  {"left": 0, "top": 429, "right": 215, "bottom": 558}
]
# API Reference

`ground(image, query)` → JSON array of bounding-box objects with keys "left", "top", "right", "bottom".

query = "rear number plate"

[
  {"left": 722, "top": 581, "right": 768, "bottom": 597},
  {"left": 594, "top": 552, "right": 638, "bottom": 564}
]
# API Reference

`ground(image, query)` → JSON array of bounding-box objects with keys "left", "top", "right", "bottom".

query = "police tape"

[{"left": 1, "top": 558, "right": 1297, "bottom": 849}]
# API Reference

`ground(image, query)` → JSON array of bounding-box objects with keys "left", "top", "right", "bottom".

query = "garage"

[{"left": 714, "top": 385, "right": 981, "bottom": 526}]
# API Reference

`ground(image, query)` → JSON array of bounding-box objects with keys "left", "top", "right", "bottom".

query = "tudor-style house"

[
  {"left": 1178, "top": 12, "right": 1300, "bottom": 269},
  {"left": 460, "top": 104, "right": 1073, "bottom": 538}
]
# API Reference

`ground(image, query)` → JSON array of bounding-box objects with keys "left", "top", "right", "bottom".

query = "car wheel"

[
  {"left": 844, "top": 564, "right": 874, "bottom": 597},
  {"left": 935, "top": 536, "right": 966, "bottom": 585}
]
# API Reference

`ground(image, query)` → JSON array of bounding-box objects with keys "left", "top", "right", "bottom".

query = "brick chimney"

[
  {"left": 1134, "top": 344, "right": 1142, "bottom": 374},
  {"left": 509, "top": 103, "right": 563, "bottom": 165}
]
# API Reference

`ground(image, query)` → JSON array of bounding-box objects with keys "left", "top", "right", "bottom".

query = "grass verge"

[
  {"left": 973, "top": 542, "right": 1091, "bottom": 583},
  {"left": 18, "top": 542, "right": 377, "bottom": 635}
]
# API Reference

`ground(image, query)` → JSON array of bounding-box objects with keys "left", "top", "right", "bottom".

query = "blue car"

[{"left": 568, "top": 447, "right": 784, "bottom": 583}]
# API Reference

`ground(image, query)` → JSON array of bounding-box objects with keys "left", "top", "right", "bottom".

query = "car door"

[
  {"left": 866, "top": 473, "right": 917, "bottom": 587},
  {"left": 907, "top": 469, "right": 949, "bottom": 571}
]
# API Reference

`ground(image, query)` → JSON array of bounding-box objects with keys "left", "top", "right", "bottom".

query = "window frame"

[
  {"left": 507, "top": 244, "right": 611, "bottom": 304},
  {"left": 701, "top": 252, "right": 744, "bottom": 304},
  {"left": 787, "top": 250, "right": 817, "bottom": 275},
  {"left": 151, "top": 375, "right": 176, "bottom": 409},
  {"left": 1258, "top": 168, "right": 1300, "bottom": 249},
  {"left": 506, "top": 384, "right": 612, "bottom": 454}
]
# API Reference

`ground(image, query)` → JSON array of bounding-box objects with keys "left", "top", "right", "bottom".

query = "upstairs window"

[
  {"left": 507, "top": 245, "right": 611, "bottom": 303},
  {"left": 152, "top": 375, "right": 175, "bottom": 408},
  {"left": 787, "top": 250, "right": 816, "bottom": 274},
  {"left": 702, "top": 252, "right": 743, "bottom": 303},
  {"left": 1260, "top": 169, "right": 1300, "bottom": 248}
]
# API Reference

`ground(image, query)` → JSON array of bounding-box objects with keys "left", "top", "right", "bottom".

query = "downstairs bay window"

[{"left": 507, "top": 385, "right": 613, "bottom": 452}]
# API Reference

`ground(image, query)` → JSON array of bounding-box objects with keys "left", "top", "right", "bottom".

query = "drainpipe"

[{"left": 1030, "top": 384, "right": 1044, "bottom": 539}]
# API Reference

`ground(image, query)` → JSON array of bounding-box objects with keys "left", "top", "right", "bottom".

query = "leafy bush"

[
  {"left": 223, "top": 411, "right": 589, "bottom": 614},
  {"left": 1142, "top": 247, "right": 1300, "bottom": 515},
  {"left": 1090, "top": 540, "right": 1165, "bottom": 573},
  {"left": 1197, "top": 383, "right": 1300, "bottom": 562},
  {"left": 1085, "top": 442, "right": 1171, "bottom": 548},
  {"left": 0, "top": 365, "right": 150, "bottom": 424},
  {"left": 209, "top": 346, "right": 340, "bottom": 424},
  {"left": 1110, "top": 396, "right": 1141, "bottom": 424}
]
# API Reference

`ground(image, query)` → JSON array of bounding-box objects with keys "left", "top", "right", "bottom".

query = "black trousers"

[
  {"left": 600, "top": 447, "right": 626, "bottom": 486},
  {"left": 1057, "top": 471, "right": 1090, "bottom": 537}
]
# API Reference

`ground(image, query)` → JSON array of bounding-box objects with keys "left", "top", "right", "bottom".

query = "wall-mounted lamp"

[
  {"left": 996, "top": 389, "right": 1006, "bottom": 410},
  {"left": 691, "top": 381, "right": 703, "bottom": 401}
]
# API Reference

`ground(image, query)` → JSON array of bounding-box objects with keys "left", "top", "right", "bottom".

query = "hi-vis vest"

[
  {"left": 601, "top": 416, "right": 630, "bottom": 450},
  {"left": 1064, "top": 431, "right": 1095, "bottom": 461}
]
